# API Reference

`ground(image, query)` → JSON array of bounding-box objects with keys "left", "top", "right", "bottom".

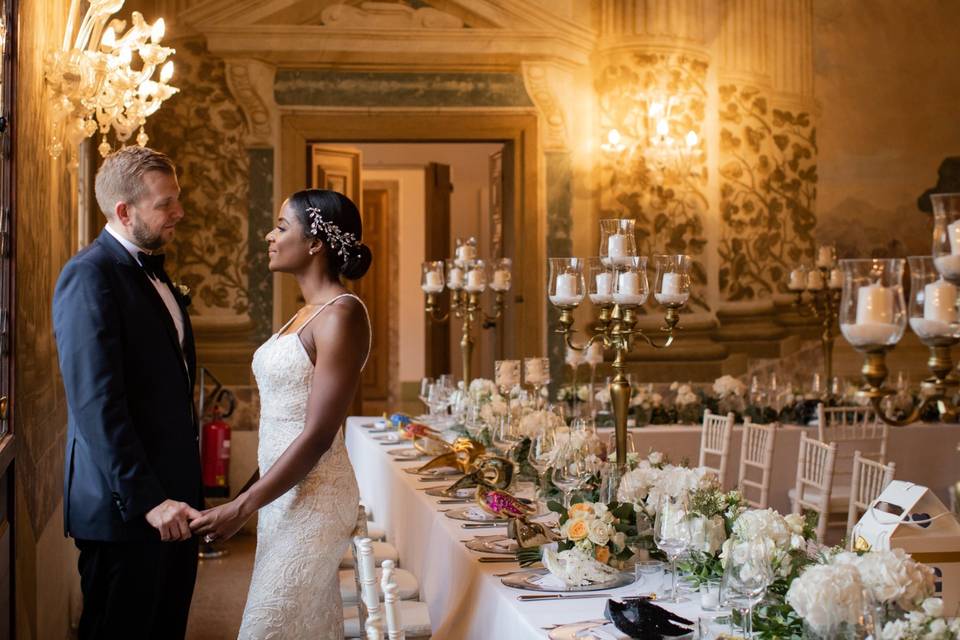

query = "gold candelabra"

[
  {"left": 788, "top": 246, "right": 843, "bottom": 387},
  {"left": 548, "top": 247, "right": 691, "bottom": 468},
  {"left": 424, "top": 288, "right": 507, "bottom": 385}
]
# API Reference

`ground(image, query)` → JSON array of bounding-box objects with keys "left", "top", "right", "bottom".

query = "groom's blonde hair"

[{"left": 95, "top": 146, "right": 177, "bottom": 219}]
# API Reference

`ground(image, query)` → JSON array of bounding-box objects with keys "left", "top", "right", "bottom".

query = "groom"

[{"left": 53, "top": 146, "right": 202, "bottom": 639}]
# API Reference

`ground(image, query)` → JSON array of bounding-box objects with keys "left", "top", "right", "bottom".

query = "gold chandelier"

[{"left": 44, "top": 0, "right": 178, "bottom": 161}]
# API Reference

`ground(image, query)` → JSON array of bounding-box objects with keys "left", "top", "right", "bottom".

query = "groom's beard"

[{"left": 130, "top": 215, "right": 167, "bottom": 251}]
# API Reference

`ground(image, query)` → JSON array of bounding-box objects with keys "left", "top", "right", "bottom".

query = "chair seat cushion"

[
  {"left": 788, "top": 485, "right": 851, "bottom": 511},
  {"left": 340, "top": 541, "right": 399, "bottom": 569},
  {"left": 366, "top": 523, "right": 386, "bottom": 541},
  {"left": 340, "top": 567, "right": 420, "bottom": 605},
  {"left": 343, "top": 601, "right": 432, "bottom": 638}
]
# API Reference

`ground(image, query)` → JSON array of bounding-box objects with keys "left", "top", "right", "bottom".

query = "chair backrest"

[
  {"left": 354, "top": 536, "right": 383, "bottom": 639},
  {"left": 792, "top": 434, "right": 838, "bottom": 542},
  {"left": 845, "top": 451, "right": 896, "bottom": 547},
  {"left": 817, "top": 403, "right": 888, "bottom": 488},
  {"left": 380, "top": 560, "right": 405, "bottom": 640},
  {"left": 699, "top": 410, "right": 735, "bottom": 487},
  {"left": 737, "top": 421, "right": 778, "bottom": 509}
]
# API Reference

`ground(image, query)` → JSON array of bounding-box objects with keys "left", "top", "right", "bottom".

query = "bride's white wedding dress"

[{"left": 238, "top": 294, "right": 369, "bottom": 640}]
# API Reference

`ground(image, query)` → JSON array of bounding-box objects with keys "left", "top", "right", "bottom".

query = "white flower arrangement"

[
  {"left": 517, "top": 409, "right": 564, "bottom": 438},
  {"left": 720, "top": 508, "right": 807, "bottom": 578},
  {"left": 478, "top": 394, "right": 509, "bottom": 424},
  {"left": 542, "top": 546, "right": 620, "bottom": 587},
  {"left": 878, "top": 598, "right": 960, "bottom": 640},
  {"left": 557, "top": 384, "right": 591, "bottom": 402},
  {"left": 831, "top": 548, "right": 935, "bottom": 611},
  {"left": 594, "top": 386, "right": 611, "bottom": 405},
  {"left": 670, "top": 381, "right": 700, "bottom": 407},
  {"left": 547, "top": 502, "right": 627, "bottom": 582},
  {"left": 786, "top": 563, "right": 865, "bottom": 634},
  {"left": 468, "top": 377, "right": 498, "bottom": 401},
  {"left": 630, "top": 383, "right": 663, "bottom": 409},
  {"left": 712, "top": 374, "right": 747, "bottom": 399},
  {"left": 686, "top": 514, "right": 728, "bottom": 555},
  {"left": 615, "top": 458, "right": 716, "bottom": 517}
]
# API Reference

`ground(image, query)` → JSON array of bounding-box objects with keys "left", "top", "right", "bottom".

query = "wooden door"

[
  {"left": 356, "top": 187, "right": 389, "bottom": 411},
  {"left": 0, "top": 0, "right": 15, "bottom": 636},
  {"left": 424, "top": 163, "right": 451, "bottom": 378}
]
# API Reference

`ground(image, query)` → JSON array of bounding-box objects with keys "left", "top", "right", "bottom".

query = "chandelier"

[{"left": 44, "top": 1, "right": 178, "bottom": 160}]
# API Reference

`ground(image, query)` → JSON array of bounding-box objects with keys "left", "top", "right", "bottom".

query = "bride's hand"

[{"left": 189, "top": 496, "right": 253, "bottom": 542}]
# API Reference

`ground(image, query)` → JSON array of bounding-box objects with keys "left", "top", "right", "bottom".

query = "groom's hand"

[{"left": 146, "top": 500, "right": 203, "bottom": 541}]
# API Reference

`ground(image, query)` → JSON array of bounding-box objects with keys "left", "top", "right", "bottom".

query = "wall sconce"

[{"left": 44, "top": 1, "right": 178, "bottom": 161}]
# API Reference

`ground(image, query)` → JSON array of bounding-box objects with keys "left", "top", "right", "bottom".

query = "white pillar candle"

[
  {"left": 806, "top": 269, "right": 824, "bottom": 291},
  {"left": 591, "top": 271, "right": 614, "bottom": 304},
  {"left": 828, "top": 268, "right": 843, "bottom": 289},
  {"left": 816, "top": 246, "right": 835, "bottom": 268},
  {"left": 466, "top": 268, "right": 485, "bottom": 290},
  {"left": 496, "top": 361, "right": 520, "bottom": 388},
  {"left": 491, "top": 269, "right": 511, "bottom": 291},
  {"left": 458, "top": 243, "right": 477, "bottom": 262},
  {"left": 934, "top": 254, "right": 960, "bottom": 280},
  {"left": 661, "top": 272, "right": 683, "bottom": 295},
  {"left": 422, "top": 270, "right": 443, "bottom": 293},
  {"left": 607, "top": 234, "right": 628, "bottom": 262},
  {"left": 618, "top": 271, "right": 640, "bottom": 295},
  {"left": 856, "top": 283, "right": 894, "bottom": 325},
  {"left": 924, "top": 278, "right": 957, "bottom": 323},
  {"left": 447, "top": 267, "right": 464, "bottom": 288},
  {"left": 550, "top": 272, "right": 582, "bottom": 306},
  {"left": 788, "top": 268, "right": 806, "bottom": 291},
  {"left": 949, "top": 219, "right": 960, "bottom": 255},
  {"left": 525, "top": 359, "right": 548, "bottom": 385}
]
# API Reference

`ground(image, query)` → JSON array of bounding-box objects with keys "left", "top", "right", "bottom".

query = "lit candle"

[
  {"left": 491, "top": 269, "right": 511, "bottom": 291},
  {"left": 423, "top": 270, "right": 443, "bottom": 293},
  {"left": 458, "top": 243, "right": 477, "bottom": 263},
  {"left": 807, "top": 269, "right": 824, "bottom": 291},
  {"left": 816, "top": 246, "right": 836, "bottom": 269},
  {"left": 828, "top": 268, "right": 843, "bottom": 290},
  {"left": 788, "top": 268, "right": 806, "bottom": 291},
  {"left": 655, "top": 272, "right": 688, "bottom": 305},
  {"left": 447, "top": 267, "right": 464, "bottom": 289},
  {"left": 550, "top": 273, "right": 581, "bottom": 307},
  {"left": 842, "top": 283, "right": 900, "bottom": 346},
  {"left": 497, "top": 361, "right": 520, "bottom": 389},
  {"left": 607, "top": 234, "right": 629, "bottom": 265}
]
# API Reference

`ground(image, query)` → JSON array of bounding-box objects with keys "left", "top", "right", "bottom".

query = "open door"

[
  {"left": 356, "top": 186, "right": 389, "bottom": 413},
  {"left": 424, "top": 163, "right": 452, "bottom": 379}
]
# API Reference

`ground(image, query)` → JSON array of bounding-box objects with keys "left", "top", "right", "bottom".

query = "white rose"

[
  {"left": 647, "top": 451, "right": 663, "bottom": 465},
  {"left": 787, "top": 564, "right": 864, "bottom": 633},
  {"left": 587, "top": 519, "right": 611, "bottom": 546},
  {"left": 784, "top": 513, "right": 805, "bottom": 535},
  {"left": 922, "top": 598, "right": 944, "bottom": 618}
]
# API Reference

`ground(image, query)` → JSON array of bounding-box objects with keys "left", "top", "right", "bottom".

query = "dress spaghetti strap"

[{"left": 295, "top": 293, "right": 373, "bottom": 370}]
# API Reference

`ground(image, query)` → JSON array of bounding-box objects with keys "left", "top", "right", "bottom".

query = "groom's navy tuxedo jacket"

[{"left": 53, "top": 228, "right": 202, "bottom": 542}]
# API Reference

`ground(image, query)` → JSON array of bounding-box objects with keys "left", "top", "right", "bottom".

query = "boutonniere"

[{"left": 174, "top": 282, "right": 192, "bottom": 308}]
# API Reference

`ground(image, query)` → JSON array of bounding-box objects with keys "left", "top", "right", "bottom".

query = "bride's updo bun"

[{"left": 288, "top": 189, "right": 372, "bottom": 280}]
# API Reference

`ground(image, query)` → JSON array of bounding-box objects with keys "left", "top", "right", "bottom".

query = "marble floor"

[{"left": 186, "top": 534, "right": 256, "bottom": 639}]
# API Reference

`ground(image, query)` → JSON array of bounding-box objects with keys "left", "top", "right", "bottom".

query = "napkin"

[
  {"left": 603, "top": 597, "right": 693, "bottom": 639},
  {"left": 529, "top": 572, "right": 569, "bottom": 590}
]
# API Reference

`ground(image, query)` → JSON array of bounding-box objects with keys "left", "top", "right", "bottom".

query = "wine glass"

[
  {"left": 654, "top": 494, "right": 692, "bottom": 603},
  {"left": 721, "top": 543, "right": 772, "bottom": 637},
  {"left": 419, "top": 377, "right": 434, "bottom": 412},
  {"left": 527, "top": 428, "right": 557, "bottom": 498},
  {"left": 551, "top": 445, "right": 590, "bottom": 508}
]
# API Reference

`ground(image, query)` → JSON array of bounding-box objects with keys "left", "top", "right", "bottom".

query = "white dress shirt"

[{"left": 105, "top": 223, "right": 186, "bottom": 348}]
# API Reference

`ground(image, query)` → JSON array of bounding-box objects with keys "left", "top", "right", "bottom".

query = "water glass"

[
  {"left": 633, "top": 560, "right": 664, "bottom": 595},
  {"left": 653, "top": 494, "right": 692, "bottom": 603},
  {"left": 699, "top": 579, "right": 723, "bottom": 611}
]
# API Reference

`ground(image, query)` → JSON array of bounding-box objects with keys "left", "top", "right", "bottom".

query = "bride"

[{"left": 191, "top": 189, "right": 372, "bottom": 639}]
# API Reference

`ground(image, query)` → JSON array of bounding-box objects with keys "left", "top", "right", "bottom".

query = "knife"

[
  {"left": 461, "top": 523, "right": 505, "bottom": 529},
  {"left": 517, "top": 593, "right": 614, "bottom": 602},
  {"left": 477, "top": 557, "right": 518, "bottom": 563}
]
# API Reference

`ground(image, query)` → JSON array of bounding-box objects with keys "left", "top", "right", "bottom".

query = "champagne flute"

[
  {"left": 551, "top": 445, "right": 589, "bottom": 508},
  {"left": 721, "top": 543, "right": 772, "bottom": 637},
  {"left": 527, "top": 428, "right": 557, "bottom": 498},
  {"left": 419, "top": 377, "right": 434, "bottom": 413},
  {"left": 654, "top": 494, "right": 692, "bottom": 603}
]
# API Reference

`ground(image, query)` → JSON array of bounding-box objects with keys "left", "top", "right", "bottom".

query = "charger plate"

[
  {"left": 387, "top": 448, "right": 425, "bottom": 461},
  {"left": 464, "top": 534, "right": 518, "bottom": 555},
  {"left": 501, "top": 568, "right": 632, "bottom": 592},
  {"left": 425, "top": 486, "right": 475, "bottom": 498},
  {"left": 402, "top": 466, "right": 461, "bottom": 477},
  {"left": 548, "top": 621, "right": 692, "bottom": 640}
]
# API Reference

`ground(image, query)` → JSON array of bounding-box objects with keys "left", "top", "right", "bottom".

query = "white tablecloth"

[{"left": 345, "top": 417, "right": 960, "bottom": 638}]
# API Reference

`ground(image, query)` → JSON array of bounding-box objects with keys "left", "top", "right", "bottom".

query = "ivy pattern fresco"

[
  {"left": 146, "top": 38, "right": 251, "bottom": 317},
  {"left": 596, "top": 52, "right": 710, "bottom": 312},
  {"left": 718, "top": 85, "right": 817, "bottom": 300}
]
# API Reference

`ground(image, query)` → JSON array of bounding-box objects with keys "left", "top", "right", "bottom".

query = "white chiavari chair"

[
  {"left": 340, "top": 507, "right": 418, "bottom": 606},
  {"left": 699, "top": 410, "right": 735, "bottom": 488},
  {"left": 792, "top": 435, "right": 838, "bottom": 543},
  {"left": 381, "top": 560, "right": 404, "bottom": 640},
  {"left": 737, "top": 420, "right": 778, "bottom": 509},
  {"left": 845, "top": 451, "right": 896, "bottom": 546},
  {"left": 344, "top": 542, "right": 432, "bottom": 638}
]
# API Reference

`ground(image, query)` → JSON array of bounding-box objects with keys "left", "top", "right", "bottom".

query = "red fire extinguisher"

[{"left": 201, "top": 389, "right": 235, "bottom": 498}]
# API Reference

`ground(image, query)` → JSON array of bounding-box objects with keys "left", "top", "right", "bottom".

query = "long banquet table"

[{"left": 344, "top": 417, "right": 960, "bottom": 638}]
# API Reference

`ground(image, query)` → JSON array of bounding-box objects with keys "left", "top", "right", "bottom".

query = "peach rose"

[
  {"left": 568, "top": 503, "right": 593, "bottom": 518},
  {"left": 567, "top": 519, "right": 589, "bottom": 541},
  {"left": 595, "top": 546, "right": 610, "bottom": 564}
]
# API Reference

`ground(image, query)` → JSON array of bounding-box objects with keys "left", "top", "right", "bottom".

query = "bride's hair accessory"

[{"left": 305, "top": 206, "right": 360, "bottom": 259}]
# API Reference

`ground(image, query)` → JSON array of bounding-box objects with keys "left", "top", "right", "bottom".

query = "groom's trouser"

[{"left": 74, "top": 537, "right": 199, "bottom": 640}]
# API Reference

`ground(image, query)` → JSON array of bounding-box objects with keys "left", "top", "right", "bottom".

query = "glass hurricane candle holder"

[
  {"left": 446, "top": 258, "right": 465, "bottom": 291},
  {"left": 454, "top": 236, "right": 478, "bottom": 267},
  {"left": 932, "top": 193, "right": 960, "bottom": 283},
  {"left": 495, "top": 359, "right": 521, "bottom": 396},
  {"left": 586, "top": 256, "right": 615, "bottom": 306},
  {"left": 489, "top": 257, "right": 512, "bottom": 292},
  {"left": 838, "top": 258, "right": 906, "bottom": 349},
  {"left": 907, "top": 255, "right": 959, "bottom": 341},
  {"left": 463, "top": 259, "right": 487, "bottom": 293},
  {"left": 548, "top": 258, "right": 585, "bottom": 309},
  {"left": 612, "top": 256, "right": 649, "bottom": 307},
  {"left": 524, "top": 357, "right": 551, "bottom": 403},
  {"left": 421, "top": 260, "right": 445, "bottom": 294},
  {"left": 787, "top": 265, "right": 808, "bottom": 292},
  {"left": 599, "top": 218, "right": 637, "bottom": 267},
  {"left": 653, "top": 254, "right": 691, "bottom": 307}
]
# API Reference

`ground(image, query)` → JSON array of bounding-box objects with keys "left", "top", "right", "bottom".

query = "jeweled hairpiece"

[{"left": 305, "top": 206, "right": 360, "bottom": 260}]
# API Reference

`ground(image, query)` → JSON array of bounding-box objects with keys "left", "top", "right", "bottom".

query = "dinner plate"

[
  {"left": 387, "top": 448, "right": 426, "bottom": 461},
  {"left": 547, "top": 621, "right": 693, "bottom": 640},
  {"left": 443, "top": 505, "right": 506, "bottom": 522},
  {"left": 402, "top": 466, "right": 461, "bottom": 477},
  {"left": 464, "top": 534, "right": 518, "bottom": 555},
  {"left": 373, "top": 433, "right": 402, "bottom": 442},
  {"left": 501, "top": 568, "right": 633, "bottom": 592},
  {"left": 424, "top": 486, "right": 475, "bottom": 498}
]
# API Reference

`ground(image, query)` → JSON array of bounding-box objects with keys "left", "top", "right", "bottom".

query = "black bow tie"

[{"left": 138, "top": 252, "right": 167, "bottom": 281}]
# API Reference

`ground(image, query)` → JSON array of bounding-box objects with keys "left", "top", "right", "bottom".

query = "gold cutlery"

[{"left": 477, "top": 557, "right": 517, "bottom": 563}]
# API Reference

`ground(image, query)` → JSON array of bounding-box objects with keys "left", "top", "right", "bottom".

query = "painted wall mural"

[
  {"left": 596, "top": 51, "right": 711, "bottom": 312},
  {"left": 146, "top": 38, "right": 251, "bottom": 319},
  {"left": 718, "top": 85, "right": 818, "bottom": 300}
]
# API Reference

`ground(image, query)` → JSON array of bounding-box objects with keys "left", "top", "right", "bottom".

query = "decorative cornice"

[
  {"left": 223, "top": 58, "right": 276, "bottom": 147},
  {"left": 319, "top": 3, "right": 464, "bottom": 29},
  {"left": 521, "top": 62, "right": 570, "bottom": 152}
]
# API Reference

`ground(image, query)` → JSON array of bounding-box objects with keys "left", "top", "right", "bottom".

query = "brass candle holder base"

[
  {"left": 426, "top": 289, "right": 506, "bottom": 385},
  {"left": 792, "top": 286, "right": 841, "bottom": 389}
]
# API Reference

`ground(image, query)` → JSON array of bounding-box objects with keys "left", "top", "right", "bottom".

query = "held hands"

[
  {"left": 145, "top": 499, "right": 203, "bottom": 541},
  {"left": 189, "top": 495, "right": 254, "bottom": 543}
]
